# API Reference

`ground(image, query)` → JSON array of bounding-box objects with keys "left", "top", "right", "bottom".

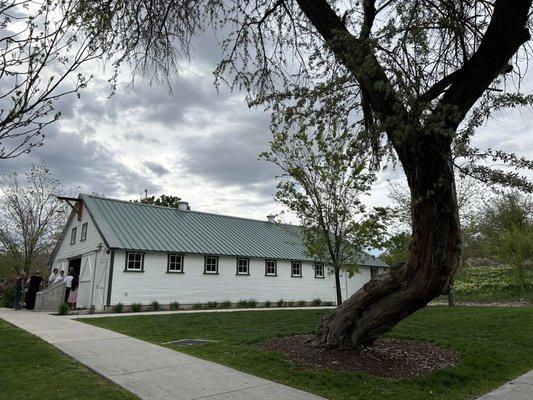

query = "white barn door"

[
  {"left": 77, "top": 254, "right": 95, "bottom": 308},
  {"left": 94, "top": 259, "right": 108, "bottom": 310}
]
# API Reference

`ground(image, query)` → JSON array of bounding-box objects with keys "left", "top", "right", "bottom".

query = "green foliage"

[
  {"left": 311, "top": 298, "right": 322, "bottom": 306},
  {"left": 453, "top": 264, "right": 533, "bottom": 302},
  {"left": 262, "top": 128, "right": 390, "bottom": 303},
  {"left": 264, "top": 300, "right": 272, "bottom": 307},
  {"left": 277, "top": 299, "right": 285, "bottom": 307},
  {"left": 220, "top": 300, "right": 232, "bottom": 309},
  {"left": 150, "top": 301, "right": 160, "bottom": 311},
  {"left": 131, "top": 303, "right": 142, "bottom": 312},
  {"left": 112, "top": 303, "right": 123, "bottom": 313},
  {"left": 136, "top": 194, "right": 184, "bottom": 209},
  {"left": 58, "top": 303, "right": 69, "bottom": 315},
  {"left": 169, "top": 301, "right": 180, "bottom": 310},
  {"left": 206, "top": 301, "right": 219, "bottom": 309},
  {"left": 82, "top": 307, "right": 533, "bottom": 400},
  {"left": 464, "top": 192, "right": 532, "bottom": 261},
  {"left": 323, "top": 301, "right": 334, "bottom": 306},
  {"left": 286, "top": 301, "right": 294, "bottom": 307},
  {"left": 193, "top": 303, "right": 204, "bottom": 309},
  {"left": 88, "top": 305, "right": 96, "bottom": 314},
  {"left": 497, "top": 227, "right": 533, "bottom": 290},
  {"left": 380, "top": 231, "right": 411, "bottom": 265},
  {"left": 0, "top": 285, "right": 16, "bottom": 308},
  {"left": 237, "top": 299, "right": 257, "bottom": 308},
  {"left": 297, "top": 300, "right": 306, "bottom": 307}
]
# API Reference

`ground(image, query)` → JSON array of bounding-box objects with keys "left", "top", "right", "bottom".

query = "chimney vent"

[
  {"left": 177, "top": 201, "right": 190, "bottom": 211},
  {"left": 267, "top": 214, "right": 276, "bottom": 223}
]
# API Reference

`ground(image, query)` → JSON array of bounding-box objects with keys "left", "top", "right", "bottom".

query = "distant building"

[{"left": 47, "top": 194, "right": 389, "bottom": 310}]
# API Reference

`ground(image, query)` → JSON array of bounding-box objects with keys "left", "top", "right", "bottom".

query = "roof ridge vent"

[
  {"left": 177, "top": 201, "right": 190, "bottom": 211},
  {"left": 267, "top": 214, "right": 276, "bottom": 223}
]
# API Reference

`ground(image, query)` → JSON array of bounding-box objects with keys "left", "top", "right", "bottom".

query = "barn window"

[
  {"left": 236, "top": 258, "right": 249, "bottom": 275},
  {"left": 370, "top": 266, "right": 379, "bottom": 278},
  {"left": 125, "top": 252, "right": 144, "bottom": 272},
  {"left": 70, "top": 227, "right": 77, "bottom": 244},
  {"left": 80, "top": 222, "right": 88, "bottom": 241},
  {"left": 167, "top": 254, "right": 183, "bottom": 273},
  {"left": 291, "top": 261, "right": 302, "bottom": 277},
  {"left": 265, "top": 259, "right": 277, "bottom": 276},
  {"left": 204, "top": 256, "right": 219, "bottom": 274},
  {"left": 314, "top": 263, "right": 325, "bottom": 278}
]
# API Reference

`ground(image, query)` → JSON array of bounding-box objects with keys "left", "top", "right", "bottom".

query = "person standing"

[
  {"left": 48, "top": 268, "right": 59, "bottom": 287},
  {"left": 64, "top": 269, "right": 74, "bottom": 303},
  {"left": 26, "top": 271, "right": 43, "bottom": 310},
  {"left": 14, "top": 272, "right": 26, "bottom": 310},
  {"left": 67, "top": 273, "right": 79, "bottom": 309},
  {"left": 54, "top": 270, "right": 65, "bottom": 285}
]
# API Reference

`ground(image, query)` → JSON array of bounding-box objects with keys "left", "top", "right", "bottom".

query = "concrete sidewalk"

[
  {"left": 0, "top": 308, "right": 324, "bottom": 400},
  {"left": 477, "top": 370, "right": 533, "bottom": 400}
]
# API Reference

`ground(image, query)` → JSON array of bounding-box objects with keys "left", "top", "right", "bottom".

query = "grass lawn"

[
  {"left": 82, "top": 306, "right": 533, "bottom": 400},
  {"left": 0, "top": 319, "right": 138, "bottom": 400}
]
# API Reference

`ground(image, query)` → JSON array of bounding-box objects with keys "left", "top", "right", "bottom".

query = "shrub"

[
  {"left": 238, "top": 299, "right": 257, "bottom": 308},
  {"left": 323, "top": 301, "right": 334, "bottom": 306},
  {"left": 286, "top": 301, "right": 295, "bottom": 307},
  {"left": 58, "top": 302, "right": 69, "bottom": 315},
  {"left": 297, "top": 300, "right": 306, "bottom": 307},
  {"left": 312, "top": 298, "right": 322, "bottom": 306},
  {"left": 277, "top": 299, "right": 285, "bottom": 307},
  {"left": 150, "top": 300, "right": 160, "bottom": 311},
  {"left": 0, "top": 285, "right": 16, "bottom": 308},
  {"left": 131, "top": 303, "right": 142, "bottom": 312},
  {"left": 88, "top": 305, "right": 96, "bottom": 314},
  {"left": 206, "top": 301, "right": 219, "bottom": 309},
  {"left": 112, "top": 303, "right": 124, "bottom": 313},
  {"left": 220, "top": 300, "right": 232, "bottom": 308},
  {"left": 264, "top": 300, "right": 272, "bottom": 308},
  {"left": 193, "top": 303, "right": 204, "bottom": 309},
  {"left": 170, "top": 301, "right": 180, "bottom": 310}
]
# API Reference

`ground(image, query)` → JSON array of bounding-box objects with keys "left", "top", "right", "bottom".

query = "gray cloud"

[
  {"left": 122, "top": 132, "right": 163, "bottom": 145},
  {"left": 0, "top": 126, "right": 160, "bottom": 197},
  {"left": 176, "top": 111, "right": 278, "bottom": 197},
  {"left": 143, "top": 160, "right": 171, "bottom": 177}
]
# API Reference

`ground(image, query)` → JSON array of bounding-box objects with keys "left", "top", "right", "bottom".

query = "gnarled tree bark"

[
  {"left": 317, "top": 133, "right": 460, "bottom": 347},
  {"left": 297, "top": 0, "right": 533, "bottom": 348}
]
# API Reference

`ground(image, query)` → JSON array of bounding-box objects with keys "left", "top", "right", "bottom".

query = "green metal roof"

[{"left": 81, "top": 194, "right": 389, "bottom": 267}]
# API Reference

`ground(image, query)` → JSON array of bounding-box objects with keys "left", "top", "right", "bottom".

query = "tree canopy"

[
  {"left": 263, "top": 125, "right": 389, "bottom": 304},
  {"left": 135, "top": 194, "right": 185, "bottom": 209},
  {"left": 0, "top": 0, "right": 101, "bottom": 159}
]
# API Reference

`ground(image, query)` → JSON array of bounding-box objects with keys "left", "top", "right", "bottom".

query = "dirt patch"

[{"left": 260, "top": 335, "right": 459, "bottom": 378}]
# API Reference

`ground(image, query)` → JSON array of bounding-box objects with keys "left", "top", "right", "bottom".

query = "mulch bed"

[{"left": 260, "top": 335, "right": 459, "bottom": 378}]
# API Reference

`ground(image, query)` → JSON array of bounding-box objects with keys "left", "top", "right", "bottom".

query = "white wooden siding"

[
  {"left": 50, "top": 205, "right": 109, "bottom": 310},
  {"left": 110, "top": 251, "right": 376, "bottom": 305}
]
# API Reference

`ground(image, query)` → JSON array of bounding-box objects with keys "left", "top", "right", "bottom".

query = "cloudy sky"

[{"left": 1, "top": 28, "right": 533, "bottom": 223}]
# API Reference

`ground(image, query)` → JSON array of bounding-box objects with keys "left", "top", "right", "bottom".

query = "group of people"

[
  {"left": 14, "top": 268, "right": 79, "bottom": 311},
  {"left": 14, "top": 271, "right": 44, "bottom": 310}
]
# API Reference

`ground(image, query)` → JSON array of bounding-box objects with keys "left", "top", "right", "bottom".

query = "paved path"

[
  {"left": 477, "top": 370, "right": 533, "bottom": 400},
  {"left": 0, "top": 308, "right": 324, "bottom": 400}
]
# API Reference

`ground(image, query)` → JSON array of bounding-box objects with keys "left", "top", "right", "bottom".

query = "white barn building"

[{"left": 48, "top": 194, "right": 389, "bottom": 311}]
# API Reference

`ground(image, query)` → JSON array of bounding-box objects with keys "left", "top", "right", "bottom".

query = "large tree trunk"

[
  {"left": 317, "top": 134, "right": 461, "bottom": 348},
  {"left": 334, "top": 269, "right": 342, "bottom": 305}
]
